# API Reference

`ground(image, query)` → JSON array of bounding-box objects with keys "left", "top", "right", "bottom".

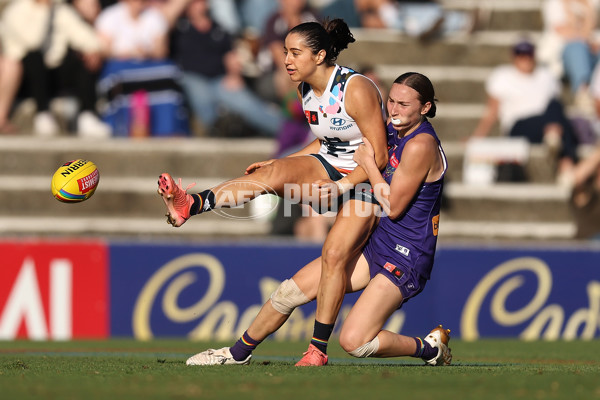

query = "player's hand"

[
  {"left": 311, "top": 179, "right": 338, "bottom": 209},
  {"left": 313, "top": 176, "right": 353, "bottom": 197},
  {"left": 312, "top": 179, "right": 338, "bottom": 200},
  {"left": 245, "top": 159, "right": 276, "bottom": 175},
  {"left": 354, "top": 137, "right": 376, "bottom": 168}
]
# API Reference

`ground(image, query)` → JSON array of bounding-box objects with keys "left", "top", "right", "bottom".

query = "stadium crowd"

[{"left": 0, "top": 0, "right": 477, "bottom": 140}]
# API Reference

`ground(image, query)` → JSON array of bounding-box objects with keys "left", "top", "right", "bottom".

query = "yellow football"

[{"left": 51, "top": 159, "right": 100, "bottom": 203}]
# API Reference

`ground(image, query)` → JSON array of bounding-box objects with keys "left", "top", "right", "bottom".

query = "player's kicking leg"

[{"left": 157, "top": 157, "right": 328, "bottom": 227}]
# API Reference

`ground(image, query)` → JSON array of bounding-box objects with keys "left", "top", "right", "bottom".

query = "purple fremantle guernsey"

[{"left": 363, "top": 120, "right": 447, "bottom": 281}]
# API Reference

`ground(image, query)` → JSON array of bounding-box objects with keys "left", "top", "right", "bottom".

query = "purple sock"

[
  {"left": 229, "top": 331, "right": 262, "bottom": 362},
  {"left": 412, "top": 337, "right": 438, "bottom": 359}
]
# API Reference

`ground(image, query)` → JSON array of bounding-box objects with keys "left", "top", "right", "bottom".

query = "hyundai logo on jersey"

[{"left": 331, "top": 118, "right": 347, "bottom": 126}]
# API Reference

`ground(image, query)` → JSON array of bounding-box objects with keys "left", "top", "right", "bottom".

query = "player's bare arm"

[
  {"left": 354, "top": 136, "right": 390, "bottom": 211},
  {"left": 387, "top": 135, "right": 440, "bottom": 219},
  {"left": 336, "top": 75, "right": 387, "bottom": 190},
  {"left": 355, "top": 134, "right": 439, "bottom": 218}
]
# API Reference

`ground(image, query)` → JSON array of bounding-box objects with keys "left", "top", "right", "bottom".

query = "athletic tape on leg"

[
  {"left": 270, "top": 279, "right": 310, "bottom": 315},
  {"left": 348, "top": 336, "right": 380, "bottom": 358}
]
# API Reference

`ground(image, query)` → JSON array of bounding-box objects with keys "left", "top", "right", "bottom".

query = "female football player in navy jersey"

[
  {"left": 158, "top": 19, "right": 388, "bottom": 364},
  {"left": 185, "top": 72, "right": 451, "bottom": 367}
]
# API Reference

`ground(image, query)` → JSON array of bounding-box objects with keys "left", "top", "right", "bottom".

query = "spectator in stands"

[
  {"left": 471, "top": 39, "right": 579, "bottom": 184},
  {"left": 201, "top": 0, "right": 279, "bottom": 89},
  {"left": 254, "top": 0, "right": 320, "bottom": 103},
  {"left": 0, "top": 56, "right": 22, "bottom": 134},
  {"left": 0, "top": 0, "right": 110, "bottom": 138},
  {"left": 95, "top": 0, "right": 190, "bottom": 137},
  {"left": 316, "top": 0, "right": 361, "bottom": 28},
  {"left": 72, "top": 0, "right": 104, "bottom": 24},
  {"left": 170, "top": 0, "right": 284, "bottom": 137},
  {"left": 360, "top": 64, "right": 387, "bottom": 100},
  {"left": 208, "top": 0, "right": 278, "bottom": 37},
  {"left": 538, "top": 0, "right": 600, "bottom": 115},
  {"left": 573, "top": 64, "right": 600, "bottom": 238},
  {"left": 152, "top": 0, "right": 197, "bottom": 29},
  {"left": 590, "top": 58, "right": 600, "bottom": 122},
  {"left": 570, "top": 144, "right": 600, "bottom": 238},
  {"left": 355, "top": 0, "right": 475, "bottom": 40}
]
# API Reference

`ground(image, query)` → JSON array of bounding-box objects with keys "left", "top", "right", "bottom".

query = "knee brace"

[
  {"left": 348, "top": 336, "right": 380, "bottom": 358},
  {"left": 270, "top": 279, "right": 310, "bottom": 315}
]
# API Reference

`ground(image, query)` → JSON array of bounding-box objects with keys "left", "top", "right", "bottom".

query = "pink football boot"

[
  {"left": 295, "top": 344, "right": 328, "bottom": 367},
  {"left": 157, "top": 173, "right": 196, "bottom": 227}
]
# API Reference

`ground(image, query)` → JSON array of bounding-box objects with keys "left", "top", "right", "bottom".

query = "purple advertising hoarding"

[{"left": 109, "top": 242, "right": 600, "bottom": 341}]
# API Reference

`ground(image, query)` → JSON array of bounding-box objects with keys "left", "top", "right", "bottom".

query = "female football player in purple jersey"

[
  {"left": 338, "top": 71, "right": 449, "bottom": 364},
  {"left": 158, "top": 18, "right": 388, "bottom": 365},
  {"left": 186, "top": 72, "right": 451, "bottom": 367}
]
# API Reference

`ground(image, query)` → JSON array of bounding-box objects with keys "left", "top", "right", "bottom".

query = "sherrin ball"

[{"left": 51, "top": 159, "right": 100, "bottom": 203}]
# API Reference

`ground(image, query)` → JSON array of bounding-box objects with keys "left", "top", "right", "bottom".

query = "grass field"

[{"left": 1, "top": 339, "right": 599, "bottom": 400}]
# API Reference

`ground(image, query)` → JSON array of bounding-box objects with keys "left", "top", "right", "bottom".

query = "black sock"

[
  {"left": 412, "top": 337, "right": 437, "bottom": 359},
  {"left": 310, "top": 320, "right": 335, "bottom": 354},
  {"left": 229, "top": 331, "right": 262, "bottom": 362},
  {"left": 190, "top": 190, "right": 216, "bottom": 215}
]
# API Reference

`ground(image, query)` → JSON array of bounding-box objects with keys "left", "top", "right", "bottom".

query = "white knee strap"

[
  {"left": 270, "top": 279, "right": 310, "bottom": 315},
  {"left": 348, "top": 336, "right": 380, "bottom": 358}
]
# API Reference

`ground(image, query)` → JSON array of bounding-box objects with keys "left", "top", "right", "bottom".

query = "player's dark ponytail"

[
  {"left": 394, "top": 72, "right": 438, "bottom": 118},
  {"left": 322, "top": 18, "right": 354, "bottom": 64},
  {"left": 288, "top": 18, "right": 355, "bottom": 66}
]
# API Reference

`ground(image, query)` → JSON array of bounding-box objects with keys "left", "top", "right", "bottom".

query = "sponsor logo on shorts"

[
  {"left": 383, "top": 262, "right": 403, "bottom": 277},
  {"left": 395, "top": 244, "right": 410, "bottom": 257}
]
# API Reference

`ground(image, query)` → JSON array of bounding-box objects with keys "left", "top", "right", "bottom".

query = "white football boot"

[
  {"left": 423, "top": 325, "right": 452, "bottom": 366},
  {"left": 186, "top": 347, "right": 251, "bottom": 366}
]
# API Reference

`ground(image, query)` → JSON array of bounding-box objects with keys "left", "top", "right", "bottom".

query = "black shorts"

[{"left": 309, "top": 153, "right": 380, "bottom": 214}]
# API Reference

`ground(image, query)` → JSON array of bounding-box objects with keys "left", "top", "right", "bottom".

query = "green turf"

[{"left": 1, "top": 339, "right": 599, "bottom": 400}]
